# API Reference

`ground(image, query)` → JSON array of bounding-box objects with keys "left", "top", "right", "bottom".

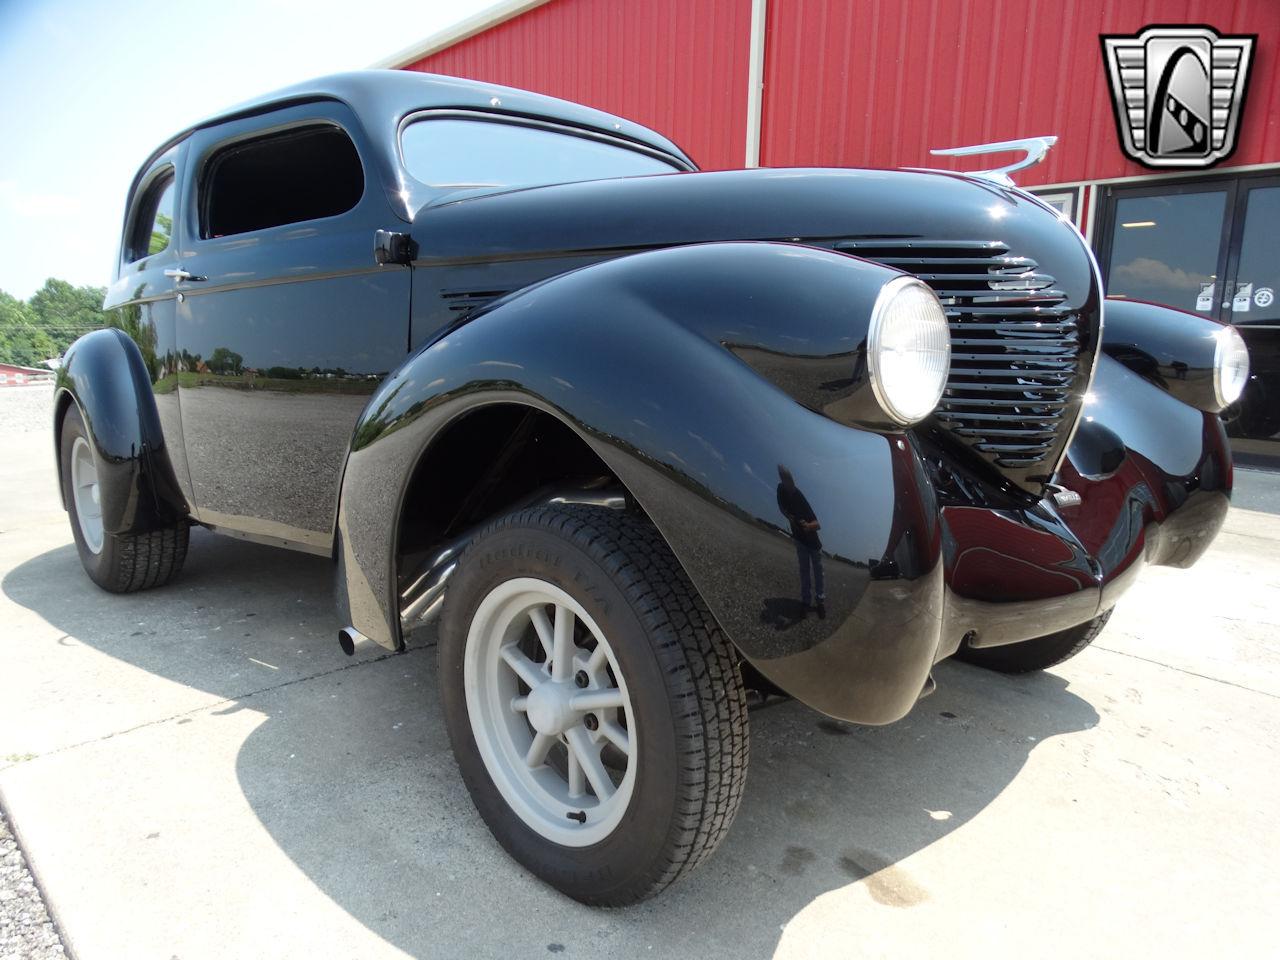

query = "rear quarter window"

[
  {"left": 125, "top": 172, "right": 175, "bottom": 262},
  {"left": 202, "top": 124, "right": 363, "bottom": 238}
]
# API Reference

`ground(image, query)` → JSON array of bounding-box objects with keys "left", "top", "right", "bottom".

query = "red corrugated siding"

[
  {"left": 761, "top": 0, "right": 1280, "bottom": 185},
  {"left": 404, "top": 0, "right": 753, "bottom": 170}
]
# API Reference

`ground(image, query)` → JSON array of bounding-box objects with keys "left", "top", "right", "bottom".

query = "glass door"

[
  {"left": 1222, "top": 179, "right": 1280, "bottom": 454},
  {"left": 1098, "top": 180, "right": 1235, "bottom": 321},
  {"left": 1098, "top": 174, "right": 1280, "bottom": 463}
]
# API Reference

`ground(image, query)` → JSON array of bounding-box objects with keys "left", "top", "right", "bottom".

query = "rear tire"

[
  {"left": 59, "top": 404, "right": 189, "bottom": 593},
  {"left": 956, "top": 609, "right": 1113, "bottom": 674},
  {"left": 438, "top": 504, "right": 748, "bottom": 905}
]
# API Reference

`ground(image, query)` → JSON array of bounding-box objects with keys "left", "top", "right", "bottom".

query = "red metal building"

[
  {"left": 379, "top": 0, "right": 1280, "bottom": 457},
  {"left": 0, "top": 362, "right": 54, "bottom": 387}
]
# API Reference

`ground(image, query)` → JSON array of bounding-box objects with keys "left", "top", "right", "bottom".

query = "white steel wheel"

[
  {"left": 70, "top": 435, "right": 104, "bottom": 554},
  {"left": 439, "top": 505, "right": 748, "bottom": 905},
  {"left": 464, "top": 577, "right": 637, "bottom": 847}
]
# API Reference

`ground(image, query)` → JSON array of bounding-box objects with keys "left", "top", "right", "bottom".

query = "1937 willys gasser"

[{"left": 55, "top": 71, "right": 1247, "bottom": 905}]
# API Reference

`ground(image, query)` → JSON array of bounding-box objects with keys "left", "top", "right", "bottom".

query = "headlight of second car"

[
  {"left": 867, "top": 276, "right": 951, "bottom": 425},
  {"left": 1214, "top": 325, "right": 1250, "bottom": 409}
]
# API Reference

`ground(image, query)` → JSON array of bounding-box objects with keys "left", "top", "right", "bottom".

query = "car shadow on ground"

[{"left": 3, "top": 531, "right": 1099, "bottom": 958}]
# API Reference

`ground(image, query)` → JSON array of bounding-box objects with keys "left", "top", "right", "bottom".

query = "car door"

[
  {"left": 104, "top": 143, "right": 196, "bottom": 509},
  {"left": 174, "top": 102, "right": 409, "bottom": 553}
]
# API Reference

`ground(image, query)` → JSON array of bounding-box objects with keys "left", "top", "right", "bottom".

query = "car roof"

[{"left": 133, "top": 70, "right": 695, "bottom": 184}]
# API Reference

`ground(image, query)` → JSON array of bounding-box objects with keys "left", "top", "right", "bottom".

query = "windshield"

[{"left": 401, "top": 117, "right": 681, "bottom": 195}]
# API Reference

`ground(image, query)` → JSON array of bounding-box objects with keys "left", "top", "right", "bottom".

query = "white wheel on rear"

[
  {"left": 59, "top": 403, "right": 189, "bottom": 593},
  {"left": 70, "top": 434, "right": 104, "bottom": 554}
]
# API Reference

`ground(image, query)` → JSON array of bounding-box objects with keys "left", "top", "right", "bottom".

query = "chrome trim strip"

[{"left": 396, "top": 109, "right": 693, "bottom": 187}]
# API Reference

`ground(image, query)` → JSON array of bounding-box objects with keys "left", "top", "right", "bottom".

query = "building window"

[
  {"left": 1030, "top": 188, "right": 1079, "bottom": 224},
  {"left": 1105, "top": 189, "right": 1227, "bottom": 314}
]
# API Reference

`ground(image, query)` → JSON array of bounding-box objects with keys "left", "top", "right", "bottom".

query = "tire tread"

[
  {"left": 107, "top": 523, "right": 190, "bottom": 593},
  {"left": 59, "top": 403, "right": 189, "bottom": 594},
  {"left": 454, "top": 504, "right": 748, "bottom": 905}
]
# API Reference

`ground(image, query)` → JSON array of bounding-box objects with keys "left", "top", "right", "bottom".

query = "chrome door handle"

[{"left": 163, "top": 268, "right": 204, "bottom": 281}]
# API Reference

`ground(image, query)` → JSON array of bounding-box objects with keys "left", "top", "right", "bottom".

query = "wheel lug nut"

[
  {"left": 575, "top": 670, "right": 589, "bottom": 688},
  {"left": 584, "top": 713, "right": 599, "bottom": 731}
]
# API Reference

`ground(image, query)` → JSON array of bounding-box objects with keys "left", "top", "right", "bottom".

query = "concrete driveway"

[{"left": 2, "top": 384, "right": 1278, "bottom": 959}]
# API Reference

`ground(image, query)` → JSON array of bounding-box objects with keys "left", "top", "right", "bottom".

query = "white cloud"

[{"left": 1112, "top": 257, "right": 1208, "bottom": 292}]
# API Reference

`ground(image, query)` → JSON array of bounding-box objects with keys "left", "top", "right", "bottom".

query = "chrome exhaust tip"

[{"left": 338, "top": 625, "right": 369, "bottom": 657}]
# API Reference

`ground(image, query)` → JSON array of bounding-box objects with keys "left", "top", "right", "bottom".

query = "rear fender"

[
  {"left": 54, "top": 328, "right": 188, "bottom": 535},
  {"left": 336, "top": 242, "right": 946, "bottom": 724}
]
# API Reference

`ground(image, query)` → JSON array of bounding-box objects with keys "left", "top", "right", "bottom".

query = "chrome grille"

[{"left": 836, "top": 239, "right": 1079, "bottom": 476}]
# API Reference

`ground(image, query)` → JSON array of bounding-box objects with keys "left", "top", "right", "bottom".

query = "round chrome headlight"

[
  {"left": 1213, "top": 325, "right": 1250, "bottom": 408},
  {"left": 867, "top": 276, "right": 951, "bottom": 425}
]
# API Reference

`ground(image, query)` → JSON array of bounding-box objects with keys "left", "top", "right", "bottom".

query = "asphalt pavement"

[{"left": 2, "top": 382, "right": 1278, "bottom": 959}]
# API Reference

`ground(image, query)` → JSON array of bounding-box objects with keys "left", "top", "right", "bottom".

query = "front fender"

[
  {"left": 337, "top": 242, "right": 945, "bottom": 724},
  {"left": 54, "top": 328, "right": 188, "bottom": 535},
  {"left": 1057, "top": 355, "right": 1232, "bottom": 594},
  {"left": 1101, "top": 297, "right": 1235, "bottom": 413}
]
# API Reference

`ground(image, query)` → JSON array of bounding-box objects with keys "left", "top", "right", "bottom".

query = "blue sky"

[{"left": 0, "top": 0, "right": 491, "bottom": 299}]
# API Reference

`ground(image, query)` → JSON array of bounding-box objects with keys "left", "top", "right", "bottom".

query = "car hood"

[
  {"left": 409, "top": 167, "right": 1086, "bottom": 277},
  {"left": 409, "top": 166, "right": 1101, "bottom": 497}
]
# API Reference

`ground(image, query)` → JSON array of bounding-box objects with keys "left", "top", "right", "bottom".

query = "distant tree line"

[{"left": 0, "top": 279, "right": 108, "bottom": 366}]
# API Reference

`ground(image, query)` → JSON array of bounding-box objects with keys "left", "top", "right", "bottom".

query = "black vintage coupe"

[{"left": 54, "top": 71, "right": 1247, "bottom": 904}]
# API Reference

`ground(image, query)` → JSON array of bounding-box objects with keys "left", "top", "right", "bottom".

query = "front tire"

[
  {"left": 438, "top": 505, "right": 748, "bottom": 905},
  {"left": 59, "top": 404, "right": 189, "bottom": 593},
  {"left": 955, "top": 609, "right": 1113, "bottom": 674}
]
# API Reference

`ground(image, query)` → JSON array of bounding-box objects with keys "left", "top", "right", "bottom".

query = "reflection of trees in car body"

[
  {"left": 149, "top": 212, "right": 173, "bottom": 257},
  {"left": 207, "top": 346, "right": 244, "bottom": 376}
]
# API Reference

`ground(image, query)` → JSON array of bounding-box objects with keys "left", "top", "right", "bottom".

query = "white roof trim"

[{"left": 370, "top": 0, "right": 553, "bottom": 69}]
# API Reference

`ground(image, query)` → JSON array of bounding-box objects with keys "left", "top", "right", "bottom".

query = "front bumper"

[{"left": 720, "top": 356, "right": 1231, "bottom": 725}]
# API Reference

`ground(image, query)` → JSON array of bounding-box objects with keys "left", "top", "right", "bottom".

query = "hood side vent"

[
  {"left": 440, "top": 289, "right": 509, "bottom": 316},
  {"left": 837, "top": 239, "right": 1081, "bottom": 483}
]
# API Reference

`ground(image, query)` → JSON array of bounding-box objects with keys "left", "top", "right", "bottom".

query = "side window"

[
  {"left": 202, "top": 125, "right": 363, "bottom": 238},
  {"left": 125, "top": 173, "right": 175, "bottom": 262}
]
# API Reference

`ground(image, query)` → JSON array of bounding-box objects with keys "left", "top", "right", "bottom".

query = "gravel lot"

[
  {"left": 0, "top": 383, "right": 55, "bottom": 435},
  {"left": 1, "top": 806, "right": 66, "bottom": 960}
]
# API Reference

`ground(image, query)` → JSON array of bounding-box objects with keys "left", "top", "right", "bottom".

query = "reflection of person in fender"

[{"left": 776, "top": 465, "right": 825, "bottom": 618}]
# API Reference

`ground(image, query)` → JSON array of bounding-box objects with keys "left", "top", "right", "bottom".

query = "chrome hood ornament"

[{"left": 927, "top": 136, "right": 1058, "bottom": 186}]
